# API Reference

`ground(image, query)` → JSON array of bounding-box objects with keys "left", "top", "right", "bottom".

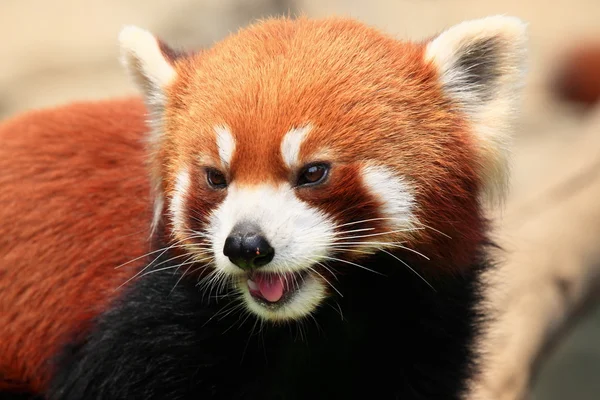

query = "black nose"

[{"left": 223, "top": 224, "right": 275, "bottom": 270}]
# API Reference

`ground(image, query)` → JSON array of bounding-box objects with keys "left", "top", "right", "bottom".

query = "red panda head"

[{"left": 118, "top": 16, "right": 527, "bottom": 322}]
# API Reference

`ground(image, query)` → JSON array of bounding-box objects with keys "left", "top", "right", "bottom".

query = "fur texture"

[
  {"left": 129, "top": 16, "right": 526, "bottom": 274},
  {"left": 0, "top": 98, "right": 152, "bottom": 394},
  {"left": 50, "top": 15, "right": 527, "bottom": 399},
  {"left": 425, "top": 16, "right": 527, "bottom": 205},
  {"left": 1, "top": 15, "right": 528, "bottom": 399},
  {"left": 48, "top": 234, "right": 491, "bottom": 400}
]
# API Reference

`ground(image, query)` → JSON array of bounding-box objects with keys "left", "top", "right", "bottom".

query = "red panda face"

[
  {"left": 163, "top": 122, "right": 421, "bottom": 321},
  {"left": 118, "top": 16, "right": 527, "bottom": 322}
]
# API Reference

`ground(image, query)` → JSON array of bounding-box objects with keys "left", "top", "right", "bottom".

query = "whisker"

[
  {"left": 296, "top": 319, "right": 306, "bottom": 342},
  {"left": 412, "top": 220, "right": 452, "bottom": 239},
  {"left": 228, "top": 308, "right": 253, "bottom": 334},
  {"left": 114, "top": 242, "right": 191, "bottom": 270},
  {"left": 180, "top": 230, "right": 213, "bottom": 241},
  {"left": 328, "top": 301, "right": 344, "bottom": 321},
  {"left": 334, "top": 228, "right": 424, "bottom": 241},
  {"left": 216, "top": 301, "right": 247, "bottom": 322},
  {"left": 202, "top": 298, "right": 243, "bottom": 327},
  {"left": 170, "top": 261, "right": 195, "bottom": 295},
  {"left": 197, "top": 268, "right": 221, "bottom": 290},
  {"left": 196, "top": 269, "right": 217, "bottom": 292},
  {"left": 335, "top": 217, "right": 452, "bottom": 240},
  {"left": 152, "top": 252, "right": 194, "bottom": 272},
  {"left": 201, "top": 269, "right": 228, "bottom": 301},
  {"left": 307, "top": 266, "right": 343, "bottom": 297},
  {"left": 308, "top": 313, "right": 323, "bottom": 334},
  {"left": 332, "top": 241, "right": 430, "bottom": 260},
  {"left": 136, "top": 237, "right": 193, "bottom": 270},
  {"left": 137, "top": 259, "right": 201, "bottom": 279},
  {"left": 319, "top": 255, "right": 385, "bottom": 276},
  {"left": 114, "top": 238, "right": 195, "bottom": 291},
  {"left": 379, "top": 249, "right": 436, "bottom": 292},
  {"left": 329, "top": 227, "right": 376, "bottom": 236},
  {"left": 216, "top": 271, "right": 233, "bottom": 297},
  {"left": 183, "top": 264, "right": 211, "bottom": 281},
  {"left": 335, "top": 217, "right": 413, "bottom": 229},
  {"left": 240, "top": 315, "right": 261, "bottom": 363},
  {"left": 313, "top": 260, "right": 340, "bottom": 281},
  {"left": 168, "top": 256, "right": 214, "bottom": 295},
  {"left": 326, "top": 247, "right": 374, "bottom": 255}
]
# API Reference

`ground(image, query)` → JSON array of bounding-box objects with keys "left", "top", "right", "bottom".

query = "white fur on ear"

[
  {"left": 118, "top": 25, "right": 178, "bottom": 234},
  {"left": 425, "top": 16, "right": 528, "bottom": 204},
  {"left": 118, "top": 25, "right": 176, "bottom": 108}
]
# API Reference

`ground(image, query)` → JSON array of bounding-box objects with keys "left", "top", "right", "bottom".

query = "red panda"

[{"left": 1, "top": 15, "right": 527, "bottom": 399}]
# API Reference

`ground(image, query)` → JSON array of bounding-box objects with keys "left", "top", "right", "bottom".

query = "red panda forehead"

[
  {"left": 163, "top": 20, "right": 453, "bottom": 182},
  {"left": 163, "top": 17, "right": 482, "bottom": 219},
  {"left": 170, "top": 17, "right": 432, "bottom": 122}
]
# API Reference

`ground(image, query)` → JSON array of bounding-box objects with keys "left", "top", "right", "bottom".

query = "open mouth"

[
  {"left": 237, "top": 268, "right": 326, "bottom": 321},
  {"left": 246, "top": 270, "right": 309, "bottom": 307}
]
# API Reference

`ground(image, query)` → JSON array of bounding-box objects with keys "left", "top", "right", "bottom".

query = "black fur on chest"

[{"left": 48, "top": 242, "right": 492, "bottom": 400}]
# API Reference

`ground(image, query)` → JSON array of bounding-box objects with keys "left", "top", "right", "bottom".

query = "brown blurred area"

[{"left": 1, "top": 1, "right": 599, "bottom": 399}]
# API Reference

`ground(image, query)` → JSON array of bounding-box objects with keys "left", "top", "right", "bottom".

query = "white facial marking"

[
  {"left": 281, "top": 125, "right": 312, "bottom": 168},
  {"left": 208, "top": 183, "right": 334, "bottom": 320},
  {"left": 214, "top": 125, "right": 236, "bottom": 167},
  {"left": 118, "top": 25, "right": 176, "bottom": 97},
  {"left": 361, "top": 165, "right": 417, "bottom": 237},
  {"left": 169, "top": 168, "right": 190, "bottom": 233},
  {"left": 119, "top": 25, "right": 179, "bottom": 212},
  {"left": 209, "top": 183, "right": 335, "bottom": 276},
  {"left": 150, "top": 193, "right": 164, "bottom": 235}
]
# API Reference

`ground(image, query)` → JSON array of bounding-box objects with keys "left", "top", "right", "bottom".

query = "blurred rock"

[{"left": 551, "top": 42, "right": 600, "bottom": 108}]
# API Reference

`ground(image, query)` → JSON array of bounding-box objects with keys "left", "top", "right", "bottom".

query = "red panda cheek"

[{"left": 410, "top": 168, "right": 486, "bottom": 271}]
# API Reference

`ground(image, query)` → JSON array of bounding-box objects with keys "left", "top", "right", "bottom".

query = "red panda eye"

[
  {"left": 206, "top": 168, "right": 227, "bottom": 189},
  {"left": 297, "top": 163, "right": 330, "bottom": 187}
]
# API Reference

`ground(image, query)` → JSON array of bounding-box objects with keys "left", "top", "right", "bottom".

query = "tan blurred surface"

[{"left": 1, "top": 1, "right": 599, "bottom": 399}]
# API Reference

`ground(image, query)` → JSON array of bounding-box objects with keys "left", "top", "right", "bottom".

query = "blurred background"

[{"left": 1, "top": 1, "right": 599, "bottom": 398}]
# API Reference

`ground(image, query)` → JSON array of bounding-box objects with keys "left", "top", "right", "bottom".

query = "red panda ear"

[
  {"left": 425, "top": 16, "right": 528, "bottom": 205},
  {"left": 118, "top": 26, "right": 177, "bottom": 114},
  {"left": 118, "top": 26, "right": 179, "bottom": 234}
]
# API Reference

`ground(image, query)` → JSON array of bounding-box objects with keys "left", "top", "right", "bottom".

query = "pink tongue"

[{"left": 255, "top": 275, "right": 285, "bottom": 303}]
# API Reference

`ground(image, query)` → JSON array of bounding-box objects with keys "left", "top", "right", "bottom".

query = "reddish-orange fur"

[
  {"left": 0, "top": 17, "right": 491, "bottom": 394},
  {"left": 162, "top": 17, "right": 484, "bottom": 270},
  {"left": 0, "top": 98, "right": 152, "bottom": 393}
]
